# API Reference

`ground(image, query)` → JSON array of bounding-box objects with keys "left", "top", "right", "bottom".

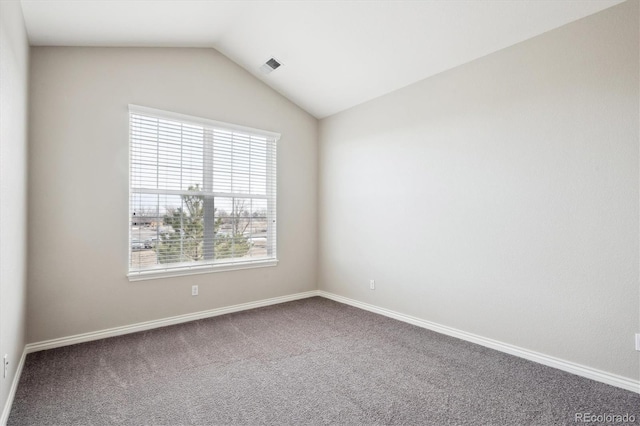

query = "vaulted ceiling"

[{"left": 20, "top": 0, "right": 624, "bottom": 118}]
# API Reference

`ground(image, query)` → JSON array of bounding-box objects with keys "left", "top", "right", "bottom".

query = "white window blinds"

[{"left": 128, "top": 105, "right": 278, "bottom": 279}]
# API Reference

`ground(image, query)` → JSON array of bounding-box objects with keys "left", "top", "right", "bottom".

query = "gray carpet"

[{"left": 8, "top": 297, "right": 640, "bottom": 425}]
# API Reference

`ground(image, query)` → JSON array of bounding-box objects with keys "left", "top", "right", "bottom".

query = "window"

[{"left": 128, "top": 105, "right": 278, "bottom": 280}]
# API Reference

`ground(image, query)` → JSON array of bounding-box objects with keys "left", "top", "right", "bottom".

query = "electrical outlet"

[
  {"left": 3, "top": 354, "right": 8, "bottom": 379},
  {"left": 636, "top": 333, "right": 640, "bottom": 351},
  {"left": 192, "top": 285, "right": 198, "bottom": 296},
  {"left": 369, "top": 280, "right": 375, "bottom": 290}
]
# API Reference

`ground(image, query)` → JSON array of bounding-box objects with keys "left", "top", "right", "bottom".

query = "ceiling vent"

[{"left": 260, "top": 57, "right": 282, "bottom": 75}]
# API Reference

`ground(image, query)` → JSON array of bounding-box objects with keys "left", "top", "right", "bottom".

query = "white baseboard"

[
  {"left": 26, "top": 290, "right": 320, "bottom": 354},
  {"left": 1, "top": 347, "right": 27, "bottom": 426},
  {"left": 318, "top": 290, "right": 640, "bottom": 394}
]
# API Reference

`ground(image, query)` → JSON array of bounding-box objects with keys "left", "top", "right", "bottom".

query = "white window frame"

[{"left": 127, "top": 105, "right": 279, "bottom": 281}]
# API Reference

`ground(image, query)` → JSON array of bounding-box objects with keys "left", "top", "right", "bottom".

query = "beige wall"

[
  {"left": 0, "top": 0, "right": 29, "bottom": 415},
  {"left": 27, "top": 47, "right": 318, "bottom": 342},
  {"left": 319, "top": 1, "right": 639, "bottom": 379}
]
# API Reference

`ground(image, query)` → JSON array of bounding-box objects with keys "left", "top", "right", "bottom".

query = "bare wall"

[
  {"left": 0, "top": 0, "right": 29, "bottom": 415},
  {"left": 318, "top": 1, "right": 639, "bottom": 379},
  {"left": 28, "top": 47, "right": 318, "bottom": 342}
]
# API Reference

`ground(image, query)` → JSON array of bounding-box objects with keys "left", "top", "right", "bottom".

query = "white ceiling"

[{"left": 20, "top": 0, "right": 624, "bottom": 118}]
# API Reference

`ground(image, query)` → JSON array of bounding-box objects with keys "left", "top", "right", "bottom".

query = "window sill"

[{"left": 127, "top": 259, "right": 278, "bottom": 282}]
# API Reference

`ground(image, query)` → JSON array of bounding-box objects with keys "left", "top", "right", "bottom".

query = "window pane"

[
  {"left": 248, "top": 199, "right": 268, "bottom": 258},
  {"left": 130, "top": 193, "right": 162, "bottom": 269},
  {"left": 212, "top": 130, "right": 232, "bottom": 193},
  {"left": 130, "top": 108, "right": 277, "bottom": 275}
]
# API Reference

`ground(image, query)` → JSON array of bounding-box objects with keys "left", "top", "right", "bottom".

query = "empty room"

[{"left": 1, "top": 0, "right": 639, "bottom": 424}]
